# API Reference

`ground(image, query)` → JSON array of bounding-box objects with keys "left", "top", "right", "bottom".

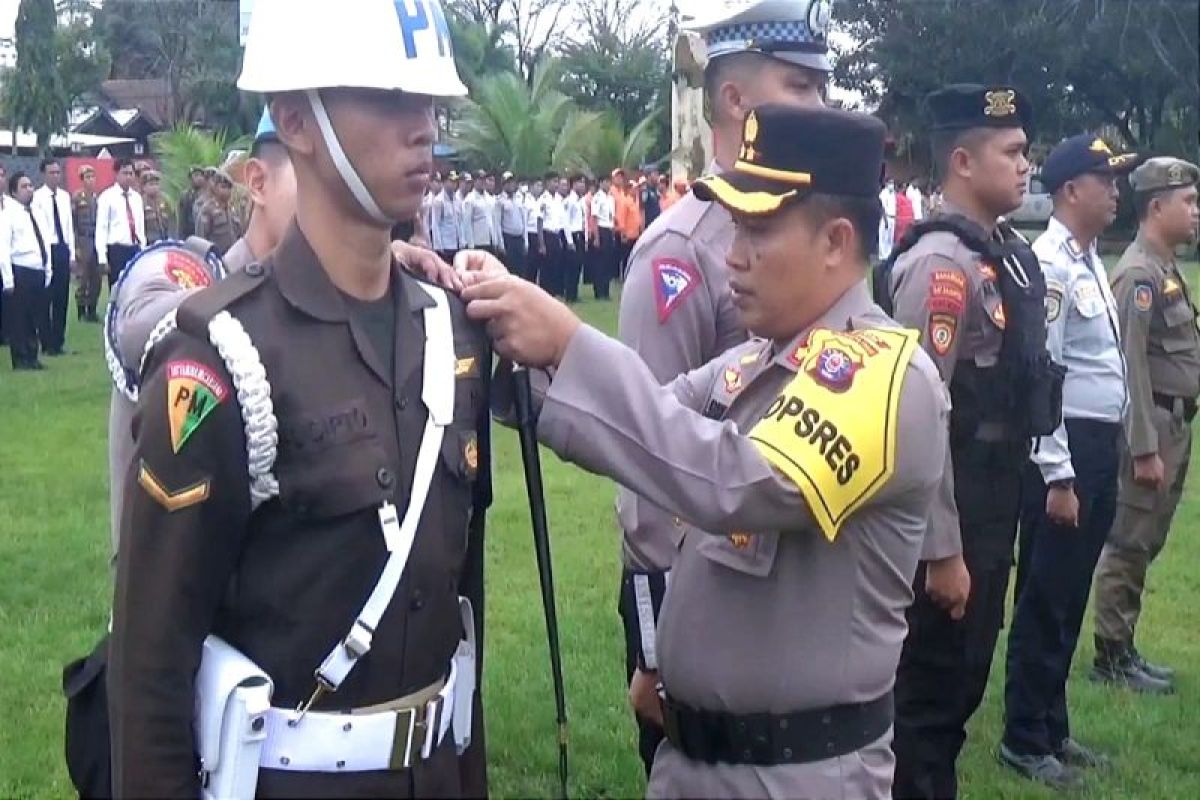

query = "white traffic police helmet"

[{"left": 238, "top": 0, "right": 467, "bottom": 223}]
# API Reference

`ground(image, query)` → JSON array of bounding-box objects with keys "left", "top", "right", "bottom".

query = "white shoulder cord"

[{"left": 295, "top": 282, "right": 456, "bottom": 719}]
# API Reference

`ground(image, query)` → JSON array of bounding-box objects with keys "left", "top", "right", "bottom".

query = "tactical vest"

[{"left": 874, "top": 215, "right": 1064, "bottom": 445}]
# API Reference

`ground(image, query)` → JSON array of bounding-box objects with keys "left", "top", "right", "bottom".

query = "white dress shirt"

[
  {"left": 96, "top": 184, "right": 147, "bottom": 263},
  {"left": 591, "top": 189, "right": 615, "bottom": 229},
  {"left": 1, "top": 201, "right": 53, "bottom": 289},
  {"left": 1030, "top": 216, "right": 1128, "bottom": 482},
  {"left": 905, "top": 184, "right": 925, "bottom": 221},
  {"left": 497, "top": 192, "right": 527, "bottom": 237},
  {"left": 430, "top": 190, "right": 460, "bottom": 252},
  {"left": 523, "top": 192, "right": 542, "bottom": 234},
  {"left": 542, "top": 192, "right": 567, "bottom": 233},
  {"left": 32, "top": 184, "right": 76, "bottom": 261},
  {"left": 564, "top": 191, "right": 585, "bottom": 235}
]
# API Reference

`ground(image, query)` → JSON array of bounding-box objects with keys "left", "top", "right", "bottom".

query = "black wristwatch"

[{"left": 1048, "top": 478, "right": 1074, "bottom": 490}]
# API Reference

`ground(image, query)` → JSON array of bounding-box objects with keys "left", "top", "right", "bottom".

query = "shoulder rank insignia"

[
  {"left": 167, "top": 360, "right": 229, "bottom": 453},
  {"left": 138, "top": 461, "right": 211, "bottom": 512},
  {"left": 1163, "top": 277, "right": 1182, "bottom": 298},
  {"left": 723, "top": 365, "right": 743, "bottom": 394},
  {"left": 652, "top": 257, "right": 701, "bottom": 323},
  {"left": 455, "top": 356, "right": 479, "bottom": 378},
  {"left": 729, "top": 532, "right": 753, "bottom": 550},
  {"left": 1133, "top": 281, "right": 1154, "bottom": 312}
]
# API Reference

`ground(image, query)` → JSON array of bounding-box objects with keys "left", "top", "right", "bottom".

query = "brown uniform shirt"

[
  {"left": 72, "top": 189, "right": 98, "bottom": 256},
  {"left": 108, "top": 224, "right": 491, "bottom": 797},
  {"left": 615, "top": 185, "right": 744, "bottom": 571},
  {"left": 1110, "top": 234, "right": 1200, "bottom": 456},
  {"left": 521, "top": 282, "right": 947, "bottom": 795},
  {"left": 195, "top": 201, "right": 243, "bottom": 255},
  {"left": 143, "top": 196, "right": 174, "bottom": 243}
]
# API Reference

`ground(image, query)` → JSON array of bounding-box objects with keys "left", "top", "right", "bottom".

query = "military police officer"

[
  {"left": 879, "top": 84, "right": 1062, "bottom": 800},
  {"left": 72, "top": 165, "right": 100, "bottom": 322},
  {"left": 468, "top": 104, "right": 949, "bottom": 800},
  {"left": 1091, "top": 156, "right": 1200, "bottom": 692},
  {"left": 108, "top": 2, "right": 492, "bottom": 796},
  {"left": 616, "top": 0, "right": 834, "bottom": 773},
  {"left": 999, "top": 134, "right": 1137, "bottom": 788}
]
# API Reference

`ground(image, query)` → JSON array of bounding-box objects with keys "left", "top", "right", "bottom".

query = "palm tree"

[
  {"left": 447, "top": 15, "right": 517, "bottom": 92},
  {"left": 582, "top": 108, "right": 664, "bottom": 178},
  {"left": 150, "top": 124, "right": 251, "bottom": 204},
  {"left": 453, "top": 59, "right": 601, "bottom": 176}
]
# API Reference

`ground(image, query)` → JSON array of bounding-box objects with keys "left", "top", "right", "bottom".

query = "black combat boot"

[
  {"left": 1129, "top": 644, "right": 1175, "bottom": 682},
  {"left": 1090, "top": 637, "right": 1174, "bottom": 694}
]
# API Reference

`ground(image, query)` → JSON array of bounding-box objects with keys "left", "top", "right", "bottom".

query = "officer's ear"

[
  {"left": 244, "top": 157, "right": 269, "bottom": 208},
  {"left": 270, "top": 93, "right": 316, "bottom": 158}
]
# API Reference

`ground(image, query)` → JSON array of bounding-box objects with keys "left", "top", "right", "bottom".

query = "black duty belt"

[
  {"left": 1153, "top": 393, "right": 1198, "bottom": 422},
  {"left": 661, "top": 691, "right": 893, "bottom": 766}
]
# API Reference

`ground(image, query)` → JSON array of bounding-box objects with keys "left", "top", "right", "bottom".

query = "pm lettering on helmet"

[{"left": 395, "top": 0, "right": 451, "bottom": 59}]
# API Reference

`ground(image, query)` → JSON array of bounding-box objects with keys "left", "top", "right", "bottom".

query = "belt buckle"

[{"left": 389, "top": 702, "right": 431, "bottom": 770}]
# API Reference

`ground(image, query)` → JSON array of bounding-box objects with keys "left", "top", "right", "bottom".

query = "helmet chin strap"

[{"left": 306, "top": 89, "right": 391, "bottom": 225}]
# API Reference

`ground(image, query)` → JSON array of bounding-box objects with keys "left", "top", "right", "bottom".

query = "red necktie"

[{"left": 123, "top": 191, "right": 139, "bottom": 245}]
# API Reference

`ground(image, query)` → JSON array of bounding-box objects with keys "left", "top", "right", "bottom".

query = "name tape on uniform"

[{"left": 748, "top": 328, "right": 919, "bottom": 542}]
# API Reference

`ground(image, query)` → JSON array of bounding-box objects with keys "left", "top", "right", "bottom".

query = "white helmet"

[{"left": 238, "top": 0, "right": 466, "bottom": 224}]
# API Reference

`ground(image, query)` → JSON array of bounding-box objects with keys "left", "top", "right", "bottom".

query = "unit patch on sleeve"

[
  {"left": 652, "top": 257, "right": 701, "bottom": 323},
  {"left": 929, "top": 313, "right": 958, "bottom": 356},
  {"left": 1045, "top": 280, "right": 1065, "bottom": 323},
  {"left": 167, "top": 360, "right": 230, "bottom": 453},
  {"left": 1133, "top": 282, "right": 1154, "bottom": 312},
  {"left": 928, "top": 269, "right": 967, "bottom": 315},
  {"left": 748, "top": 327, "right": 920, "bottom": 542},
  {"left": 163, "top": 249, "right": 214, "bottom": 290}
]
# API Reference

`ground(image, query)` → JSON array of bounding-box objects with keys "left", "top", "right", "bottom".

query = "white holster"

[
  {"left": 452, "top": 596, "right": 477, "bottom": 754},
  {"left": 194, "top": 636, "right": 274, "bottom": 800}
]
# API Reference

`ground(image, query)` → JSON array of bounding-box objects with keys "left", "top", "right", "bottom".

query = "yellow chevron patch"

[{"left": 138, "top": 461, "right": 211, "bottom": 513}]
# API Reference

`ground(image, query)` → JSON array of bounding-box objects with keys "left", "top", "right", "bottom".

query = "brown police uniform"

[
  {"left": 613, "top": 168, "right": 743, "bottom": 769},
  {"left": 143, "top": 196, "right": 175, "bottom": 244},
  {"left": 882, "top": 84, "right": 1058, "bottom": 800},
  {"left": 178, "top": 184, "right": 202, "bottom": 239},
  {"left": 1093, "top": 158, "right": 1200, "bottom": 652},
  {"left": 108, "top": 223, "right": 491, "bottom": 797},
  {"left": 72, "top": 181, "right": 100, "bottom": 319},
  {"left": 506, "top": 104, "right": 949, "bottom": 799},
  {"left": 195, "top": 200, "right": 244, "bottom": 256}
]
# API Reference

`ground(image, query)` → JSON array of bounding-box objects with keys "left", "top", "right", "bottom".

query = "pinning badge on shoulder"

[
  {"left": 1134, "top": 281, "right": 1154, "bottom": 312},
  {"left": 167, "top": 360, "right": 230, "bottom": 453}
]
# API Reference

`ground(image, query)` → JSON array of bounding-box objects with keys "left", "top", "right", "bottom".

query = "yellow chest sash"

[{"left": 748, "top": 327, "right": 919, "bottom": 541}]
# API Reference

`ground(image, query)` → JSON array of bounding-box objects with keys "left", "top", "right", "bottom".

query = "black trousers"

[
  {"left": 893, "top": 442, "right": 1025, "bottom": 800},
  {"left": 42, "top": 243, "right": 71, "bottom": 352},
  {"left": 540, "top": 231, "right": 564, "bottom": 298},
  {"left": 618, "top": 569, "right": 666, "bottom": 777},
  {"left": 594, "top": 228, "right": 615, "bottom": 299},
  {"left": 1003, "top": 420, "right": 1120, "bottom": 756},
  {"left": 501, "top": 234, "right": 526, "bottom": 280},
  {"left": 525, "top": 232, "right": 542, "bottom": 284},
  {"left": 106, "top": 244, "right": 139, "bottom": 289},
  {"left": 565, "top": 232, "right": 586, "bottom": 302},
  {"left": 617, "top": 238, "right": 634, "bottom": 281},
  {"left": 7, "top": 266, "right": 47, "bottom": 368}
]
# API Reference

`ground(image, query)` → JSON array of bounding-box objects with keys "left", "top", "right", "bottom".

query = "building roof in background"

[
  {"left": 98, "top": 78, "right": 171, "bottom": 127},
  {"left": 0, "top": 128, "right": 134, "bottom": 153}
]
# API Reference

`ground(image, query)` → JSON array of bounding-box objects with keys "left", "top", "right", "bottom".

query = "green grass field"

[{"left": 1, "top": 269, "right": 1198, "bottom": 799}]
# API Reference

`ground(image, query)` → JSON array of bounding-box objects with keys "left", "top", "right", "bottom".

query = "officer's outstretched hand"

[
  {"left": 392, "top": 240, "right": 462, "bottom": 291},
  {"left": 463, "top": 274, "right": 580, "bottom": 368},
  {"left": 454, "top": 249, "right": 509, "bottom": 282},
  {"left": 926, "top": 553, "right": 971, "bottom": 621}
]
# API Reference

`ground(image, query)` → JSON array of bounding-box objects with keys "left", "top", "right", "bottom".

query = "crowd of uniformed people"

[{"left": 30, "top": 0, "right": 1200, "bottom": 798}]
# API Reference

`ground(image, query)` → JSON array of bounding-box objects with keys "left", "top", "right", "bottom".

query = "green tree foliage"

[
  {"left": 55, "top": 0, "right": 111, "bottom": 111},
  {"left": 447, "top": 13, "right": 519, "bottom": 92},
  {"left": 150, "top": 124, "right": 250, "bottom": 205},
  {"left": 93, "top": 0, "right": 247, "bottom": 133},
  {"left": 835, "top": 0, "right": 1199, "bottom": 162},
  {"left": 581, "top": 109, "right": 663, "bottom": 177},
  {"left": 4, "top": 0, "right": 67, "bottom": 155}
]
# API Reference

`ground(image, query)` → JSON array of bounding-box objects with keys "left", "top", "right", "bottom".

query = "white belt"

[{"left": 261, "top": 661, "right": 457, "bottom": 773}]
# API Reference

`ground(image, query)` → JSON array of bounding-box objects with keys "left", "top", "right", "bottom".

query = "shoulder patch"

[
  {"left": 167, "top": 360, "right": 230, "bottom": 453},
  {"left": 163, "top": 249, "right": 213, "bottom": 290},
  {"left": 928, "top": 269, "right": 967, "bottom": 315},
  {"left": 1046, "top": 287, "right": 1063, "bottom": 322},
  {"left": 1134, "top": 282, "right": 1154, "bottom": 312},
  {"left": 929, "top": 313, "right": 957, "bottom": 356},
  {"left": 653, "top": 257, "right": 701, "bottom": 323}
]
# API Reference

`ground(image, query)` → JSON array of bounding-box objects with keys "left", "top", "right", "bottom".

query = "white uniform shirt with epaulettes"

[
  {"left": 1031, "top": 216, "right": 1126, "bottom": 482},
  {"left": 615, "top": 184, "right": 744, "bottom": 572}
]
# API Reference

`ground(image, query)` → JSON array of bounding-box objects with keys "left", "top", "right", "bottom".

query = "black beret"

[
  {"left": 693, "top": 104, "right": 886, "bottom": 215},
  {"left": 926, "top": 83, "right": 1034, "bottom": 134}
]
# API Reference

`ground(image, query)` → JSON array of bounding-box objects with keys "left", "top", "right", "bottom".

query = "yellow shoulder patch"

[
  {"left": 138, "top": 462, "right": 211, "bottom": 512},
  {"left": 748, "top": 328, "right": 919, "bottom": 542}
]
